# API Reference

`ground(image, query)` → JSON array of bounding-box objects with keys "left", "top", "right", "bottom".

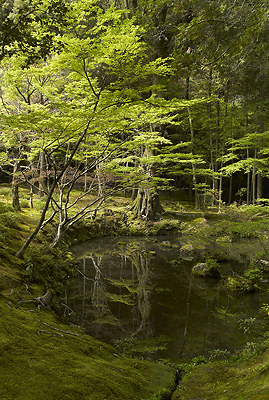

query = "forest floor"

[{"left": 1, "top": 184, "right": 269, "bottom": 399}]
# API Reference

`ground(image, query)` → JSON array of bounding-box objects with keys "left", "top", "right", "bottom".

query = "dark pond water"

[{"left": 64, "top": 236, "right": 269, "bottom": 361}]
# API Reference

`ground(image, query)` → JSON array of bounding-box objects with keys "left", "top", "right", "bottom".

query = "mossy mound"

[
  {"left": 172, "top": 354, "right": 269, "bottom": 400},
  {"left": 192, "top": 259, "right": 221, "bottom": 279},
  {"left": 0, "top": 294, "right": 175, "bottom": 400},
  {"left": 224, "top": 276, "right": 258, "bottom": 292}
]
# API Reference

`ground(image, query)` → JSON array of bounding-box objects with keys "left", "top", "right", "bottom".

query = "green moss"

[
  {"left": 0, "top": 297, "right": 174, "bottom": 400},
  {"left": 3, "top": 189, "right": 269, "bottom": 399},
  {"left": 225, "top": 276, "right": 258, "bottom": 292},
  {"left": 172, "top": 355, "right": 269, "bottom": 400}
]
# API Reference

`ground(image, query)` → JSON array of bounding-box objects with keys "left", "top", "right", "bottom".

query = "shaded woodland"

[{"left": 1, "top": 0, "right": 269, "bottom": 253}]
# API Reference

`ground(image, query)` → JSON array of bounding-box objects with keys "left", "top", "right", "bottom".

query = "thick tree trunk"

[{"left": 131, "top": 188, "right": 163, "bottom": 221}]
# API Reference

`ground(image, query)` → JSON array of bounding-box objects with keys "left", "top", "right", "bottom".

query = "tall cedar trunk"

[
  {"left": 214, "top": 91, "right": 221, "bottom": 205},
  {"left": 257, "top": 172, "right": 262, "bottom": 201},
  {"left": 187, "top": 107, "right": 198, "bottom": 207}
]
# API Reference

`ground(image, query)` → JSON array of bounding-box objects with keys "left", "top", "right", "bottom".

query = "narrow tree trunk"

[
  {"left": 257, "top": 171, "right": 262, "bottom": 201},
  {"left": 12, "top": 162, "right": 21, "bottom": 211},
  {"left": 187, "top": 107, "right": 198, "bottom": 208},
  {"left": 16, "top": 119, "right": 92, "bottom": 258},
  {"left": 38, "top": 151, "right": 47, "bottom": 198},
  {"left": 29, "top": 184, "right": 34, "bottom": 208}
]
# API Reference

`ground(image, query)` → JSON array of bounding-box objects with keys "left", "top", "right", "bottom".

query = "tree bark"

[
  {"left": 12, "top": 162, "right": 21, "bottom": 211},
  {"left": 131, "top": 187, "right": 163, "bottom": 221},
  {"left": 38, "top": 151, "right": 47, "bottom": 198}
]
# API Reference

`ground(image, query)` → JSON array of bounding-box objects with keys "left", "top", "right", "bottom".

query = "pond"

[{"left": 64, "top": 236, "right": 269, "bottom": 361}]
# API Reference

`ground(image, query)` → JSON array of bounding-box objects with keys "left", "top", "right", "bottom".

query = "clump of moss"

[
  {"left": 224, "top": 276, "right": 258, "bottom": 292},
  {"left": 192, "top": 259, "right": 221, "bottom": 279}
]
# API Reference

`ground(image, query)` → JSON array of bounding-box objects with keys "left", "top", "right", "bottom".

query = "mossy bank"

[
  {"left": 2, "top": 187, "right": 269, "bottom": 399},
  {"left": 0, "top": 195, "right": 176, "bottom": 400}
]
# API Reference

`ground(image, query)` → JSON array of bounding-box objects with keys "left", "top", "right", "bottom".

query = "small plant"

[
  {"left": 254, "top": 361, "right": 269, "bottom": 373},
  {"left": 25, "top": 243, "right": 77, "bottom": 291},
  {"left": 244, "top": 267, "right": 263, "bottom": 283},
  {"left": 114, "top": 336, "right": 138, "bottom": 355},
  {"left": 20, "top": 199, "right": 30, "bottom": 208},
  {"left": 238, "top": 317, "right": 256, "bottom": 335},
  {"left": 208, "top": 349, "right": 231, "bottom": 361},
  {"left": 225, "top": 276, "right": 257, "bottom": 292},
  {"left": 239, "top": 341, "right": 262, "bottom": 359},
  {"left": 192, "top": 258, "right": 221, "bottom": 279},
  {"left": 0, "top": 202, "right": 13, "bottom": 213},
  {"left": 261, "top": 303, "right": 269, "bottom": 315},
  {"left": 191, "top": 355, "right": 206, "bottom": 365}
]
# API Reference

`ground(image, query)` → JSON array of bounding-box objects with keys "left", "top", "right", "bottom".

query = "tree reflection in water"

[{"left": 65, "top": 237, "right": 267, "bottom": 360}]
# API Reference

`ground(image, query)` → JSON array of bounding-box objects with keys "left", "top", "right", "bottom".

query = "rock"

[
  {"left": 161, "top": 241, "right": 172, "bottom": 247},
  {"left": 180, "top": 244, "right": 194, "bottom": 253},
  {"left": 192, "top": 262, "right": 221, "bottom": 279}
]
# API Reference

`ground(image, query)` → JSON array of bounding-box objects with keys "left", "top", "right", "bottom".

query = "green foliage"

[
  {"left": 192, "top": 258, "right": 221, "bottom": 279},
  {"left": 191, "top": 355, "right": 206, "bottom": 366},
  {"left": 114, "top": 336, "right": 138, "bottom": 356},
  {"left": 208, "top": 349, "right": 231, "bottom": 361},
  {"left": 25, "top": 244, "right": 77, "bottom": 291},
  {"left": 238, "top": 341, "right": 263, "bottom": 360},
  {"left": 244, "top": 267, "right": 263, "bottom": 283},
  {"left": 0, "top": 0, "right": 70, "bottom": 62},
  {"left": 0, "top": 202, "right": 14, "bottom": 214},
  {"left": 254, "top": 361, "right": 269, "bottom": 374},
  {"left": 238, "top": 317, "right": 256, "bottom": 335},
  {"left": 225, "top": 276, "right": 257, "bottom": 292}
]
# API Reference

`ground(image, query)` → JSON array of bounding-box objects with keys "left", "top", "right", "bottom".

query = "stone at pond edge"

[{"left": 192, "top": 262, "right": 221, "bottom": 279}]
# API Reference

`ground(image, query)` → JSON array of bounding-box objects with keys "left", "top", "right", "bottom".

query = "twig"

[
  {"left": 61, "top": 303, "right": 76, "bottom": 315},
  {"left": 75, "top": 268, "right": 95, "bottom": 281},
  {"left": 39, "top": 321, "right": 84, "bottom": 338},
  {"left": 37, "top": 329, "right": 64, "bottom": 337},
  {"left": 2, "top": 272, "right": 31, "bottom": 294}
]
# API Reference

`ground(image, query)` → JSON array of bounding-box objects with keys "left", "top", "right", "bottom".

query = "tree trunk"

[
  {"left": 131, "top": 188, "right": 163, "bottom": 221},
  {"left": 12, "top": 162, "right": 21, "bottom": 211},
  {"left": 38, "top": 151, "right": 47, "bottom": 198},
  {"left": 16, "top": 119, "right": 92, "bottom": 258},
  {"left": 257, "top": 172, "right": 262, "bottom": 201}
]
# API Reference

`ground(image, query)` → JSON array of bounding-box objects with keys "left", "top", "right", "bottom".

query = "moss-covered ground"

[
  {"left": 1, "top": 296, "right": 175, "bottom": 400},
  {"left": 0, "top": 186, "right": 176, "bottom": 400},
  {"left": 172, "top": 354, "right": 269, "bottom": 400},
  {"left": 2, "top": 184, "right": 269, "bottom": 399}
]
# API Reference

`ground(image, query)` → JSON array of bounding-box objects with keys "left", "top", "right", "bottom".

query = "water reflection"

[{"left": 65, "top": 237, "right": 268, "bottom": 360}]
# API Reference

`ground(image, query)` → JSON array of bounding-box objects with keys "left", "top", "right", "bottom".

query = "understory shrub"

[{"left": 25, "top": 243, "right": 77, "bottom": 291}]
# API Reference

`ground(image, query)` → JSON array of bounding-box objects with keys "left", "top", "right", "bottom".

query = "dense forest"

[{"left": 1, "top": 0, "right": 269, "bottom": 255}]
